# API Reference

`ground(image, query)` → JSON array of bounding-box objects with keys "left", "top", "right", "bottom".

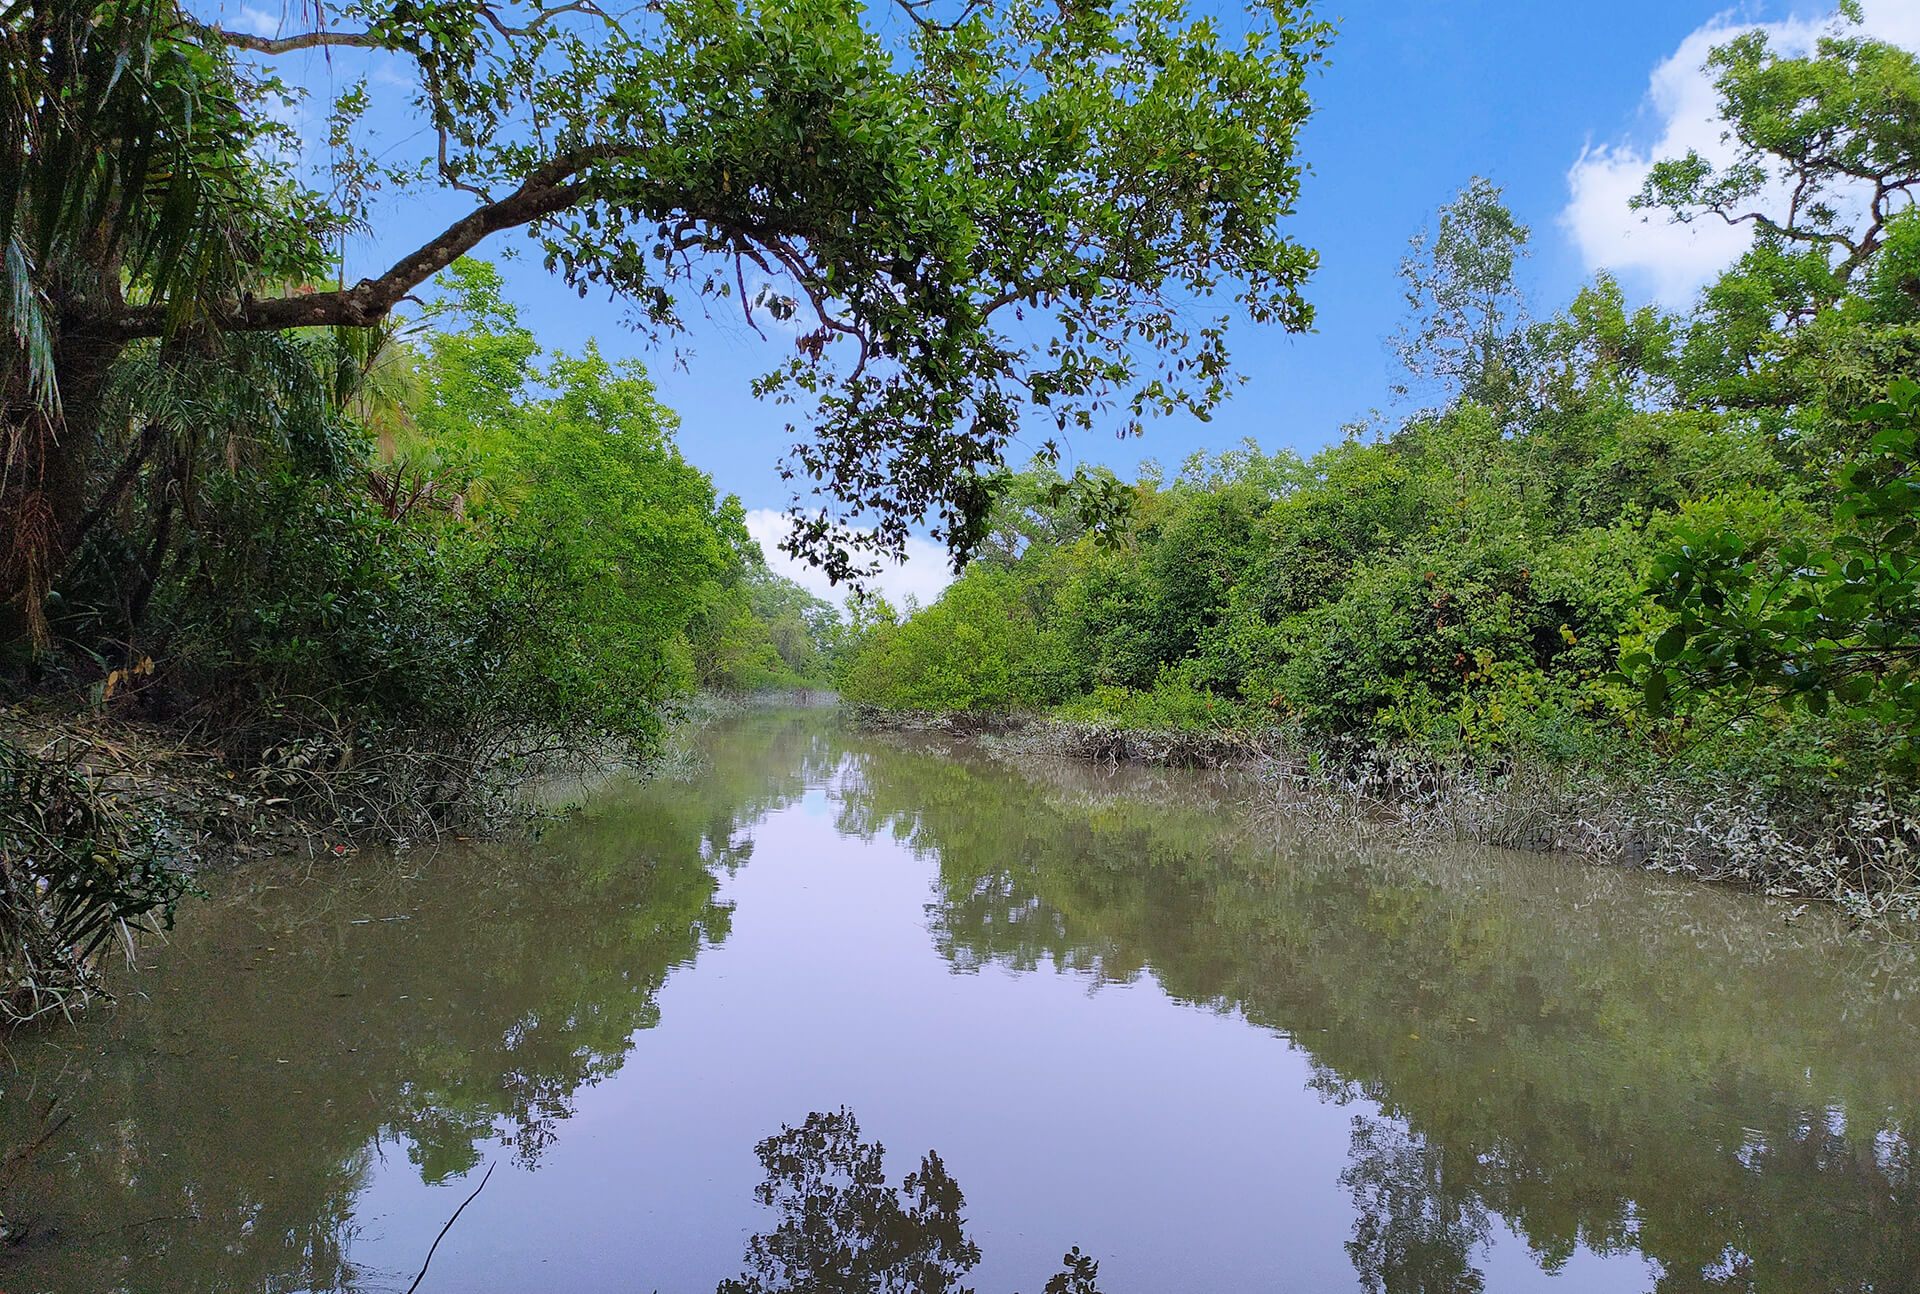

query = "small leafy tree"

[
  {"left": 1391, "top": 176, "right": 1534, "bottom": 415},
  {"left": 1633, "top": 7, "right": 1920, "bottom": 298},
  {"left": 1, "top": 736, "right": 191, "bottom": 1024},
  {"left": 1632, "top": 9, "right": 1920, "bottom": 418}
]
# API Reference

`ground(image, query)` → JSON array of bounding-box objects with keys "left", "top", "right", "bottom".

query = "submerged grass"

[{"left": 906, "top": 711, "right": 1920, "bottom": 924}]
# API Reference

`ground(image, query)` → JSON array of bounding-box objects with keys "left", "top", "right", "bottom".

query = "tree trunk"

[{"left": 2, "top": 328, "right": 125, "bottom": 649}]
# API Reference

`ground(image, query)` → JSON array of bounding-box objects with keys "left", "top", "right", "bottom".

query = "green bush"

[
  {"left": 837, "top": 572, "right": 1059, "bottom": 712},
  {"left": 1, "top": 736, "right": 190, "bottom": 1024}
]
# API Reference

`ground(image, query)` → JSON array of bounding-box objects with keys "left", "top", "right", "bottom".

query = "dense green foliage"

[
  {"left": 0, "top": 247, "right": 837, "bottom": 996},
  {"left": 3, "top": 0, "right": 1315, "bottom": 996},
  {"left": 14, "top": 259, "right": 832, "bottom": 800},
  {"left": 838, "top": 17, "right": 1920, "bottom": 858},
  {"left": 2, "top": 0, "right": 1327, "bottom": 617},
  {"left": 1640, "top": 379, "right": 1920, "bottom": 761}
]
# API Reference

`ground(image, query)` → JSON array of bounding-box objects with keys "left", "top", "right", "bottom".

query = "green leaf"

[{"left": 1643, "top": 669, "right": 1671, "bottom": 716}]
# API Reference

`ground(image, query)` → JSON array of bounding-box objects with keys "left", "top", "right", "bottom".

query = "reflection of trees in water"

[
  {"left": 6, "top": 713, "right": 1919, "bottom": 1294},
  {"left": 719, "top": 1109, "right": 1103, "bottom": 1294},
  {"left": 0, "top": 711, "right": 834, "bottom": 1294},
  {"left": 827, "top": 731, "right": 1920, "bottom": 1293},
  {"left": 1342, "top": 1116, "right": 1488, "bottom": 1294}
]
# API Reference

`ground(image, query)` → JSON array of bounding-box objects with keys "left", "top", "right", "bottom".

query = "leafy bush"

[
  {"left": 1, "top": 736, "right": 189, "bottom": 1024},
  {"left": 837, "top": 572, "right": 1060, "bottom": 712}
]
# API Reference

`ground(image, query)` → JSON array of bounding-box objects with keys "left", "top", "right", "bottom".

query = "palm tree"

[{"left": 1, "top": 0, "right": 320, "bottom": 646}]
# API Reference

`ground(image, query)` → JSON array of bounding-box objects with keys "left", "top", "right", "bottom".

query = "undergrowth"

[
  {"left": 0, "top": 734, "right": 192, "bottom": 1026},
  {"left": 965, "top": 715, "right": 1920, "bottom": 923}
]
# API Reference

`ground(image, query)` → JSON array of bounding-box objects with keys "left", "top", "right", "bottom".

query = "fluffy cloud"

[
  {"left": 1562, "top": 2, "right": 1920, "bottom": 308},
  {"left": 232, "top": 4, "right": 282, "bottom": 36},
  {"left": 743, "top": 509, "right": 955, "bottom": 612}
]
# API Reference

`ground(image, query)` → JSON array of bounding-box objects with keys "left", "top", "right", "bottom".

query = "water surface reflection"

[
  {"left": 837, "top": 733, "right": 1920, "bottom": 1291},
  {"left": 719, "top": 1108, "right": 1104, "bottom": 1294},
  {"left": 0, "top": 711, "right": 1915, "bottom": 1293}
]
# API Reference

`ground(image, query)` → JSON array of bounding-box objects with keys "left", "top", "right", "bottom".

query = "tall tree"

[
  {"left": 1627, "top": 9, "right": 1920, "bottom": 760},
  {"left": 1391, "top": 176, "right": 1533, "bottom": 415},
  {"left": 2, "top": 0, "right": 1330, "bottom": 646},
  {"left": 1, "top": 0, "right": 326, "bottom": 643}
]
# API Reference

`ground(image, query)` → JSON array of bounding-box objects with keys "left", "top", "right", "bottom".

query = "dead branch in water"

[{"left": 404, "top": 1161, "right": 496, "bottom": 1294}]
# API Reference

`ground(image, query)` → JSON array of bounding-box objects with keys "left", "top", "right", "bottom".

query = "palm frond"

[{"left": 2, "top": 234, "right": 58, "bottom": 412}]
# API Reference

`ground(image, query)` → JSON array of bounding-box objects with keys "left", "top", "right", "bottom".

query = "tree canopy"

[
  {"left": 834, "top": 9, "right": 1920, "bottom": 905},
  {"left": 2, "top": 0, "right": 1330, "bottom": 635}
]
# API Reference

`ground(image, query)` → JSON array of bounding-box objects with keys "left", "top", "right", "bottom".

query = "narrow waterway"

[{"left": 3, "top": 709, "right": 1917, "bottom": 1293}]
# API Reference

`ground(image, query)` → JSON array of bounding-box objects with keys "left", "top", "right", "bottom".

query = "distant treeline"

[{"left": 838, "top": 25, "right": 1920, "bottom": 838}]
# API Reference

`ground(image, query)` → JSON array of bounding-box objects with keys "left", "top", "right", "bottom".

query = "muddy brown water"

[{"left": 2, "top": 709, "right": 1917, "bottom": 1293}]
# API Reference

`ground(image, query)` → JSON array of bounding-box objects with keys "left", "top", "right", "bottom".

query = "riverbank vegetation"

[
  {"left": 0, "top": 258, "right": 841, "bottom": 1018},
  {"left": 836, "top": 18, "right": 1920, "bottom": 914},
  {"left": 2, "top": 0, "right": 1324, "bottom": 1010}
]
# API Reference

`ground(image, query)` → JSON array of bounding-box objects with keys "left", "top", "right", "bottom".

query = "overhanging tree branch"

[
  {"left": 85, "top": 156, "right": 596, "bottom": 340},
  {"left": 213, "top": 1, "right": 611, "bottom": 55},
  {"left": 216, "top": 28, "right": 386, "bottom": 54}
]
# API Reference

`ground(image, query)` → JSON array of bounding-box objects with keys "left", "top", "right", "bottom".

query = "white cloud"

[
  {"left": 1562, "top": 2, "right": 1920, "bottom": 308},
  {"left": 744, "top": 508, "right": 955, "bottom": 613},
  {"left": 233, "top": 4, "right": 284, "bottom": 36}
]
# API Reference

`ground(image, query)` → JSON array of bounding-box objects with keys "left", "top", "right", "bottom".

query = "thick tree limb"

[
  {"left": 83, "top": 157, "right": 594, "bottom": 341},
  {"left": 217, "top": 28, "right": 387, "bottom": 54}
]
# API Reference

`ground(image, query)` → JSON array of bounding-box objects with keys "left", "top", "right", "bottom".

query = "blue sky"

[{"left": 215, "top": 0, "right": 1920, "bottom": 603}]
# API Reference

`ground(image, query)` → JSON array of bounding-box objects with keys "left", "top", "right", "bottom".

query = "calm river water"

[{"left": 3, "top": 709, "right": 1918, "bottom": 1293}]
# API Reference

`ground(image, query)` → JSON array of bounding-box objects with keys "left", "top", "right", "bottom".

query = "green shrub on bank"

[
  {"left": 1055, "top": 672, "right": 1245, "bottom": 733},
  {"left": 157, "top": 473, "right": 667, "bottom": 764},
  {"left": 0, "top": 736, "right": 190, "bottom": 1024},
  {"left": 836, "top": 572, "right": 1062, "bottom": 712},
  {"left": 838, "top": 94, "right": 1920, "bottom": 903}
]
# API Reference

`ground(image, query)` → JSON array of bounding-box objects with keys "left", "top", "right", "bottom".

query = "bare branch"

[
  {"left": 1709, "top": 204, "right": 1858, "bottom": 254},
  {"left": 478, "top": 0, "right": 614, "bottom": 40},
  {"left": 438, "top": 122, "right": 491, "bottom": 202},
  {"left": 733, "top": 245, "right": 767, "bottom": 340},
  {"left": 755, "top": 236, "right": 872, "bottom": 377},
  {"left": 889, "top": 0, "right": 986, "bottom": 34}
]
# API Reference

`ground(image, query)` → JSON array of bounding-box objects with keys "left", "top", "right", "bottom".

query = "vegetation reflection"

[
  {"left": 0, "top": 712, "right": 837, "bottom": 1293},
  {"left": 4, "top": 713, "right": 1919, "bottom": 1293},
  {"left": 829, "top": 731, "right": 1920, "bottom": 1292},
  {"left": 720, "top": 1108, "right": 1103, "bottom": 1294}
]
